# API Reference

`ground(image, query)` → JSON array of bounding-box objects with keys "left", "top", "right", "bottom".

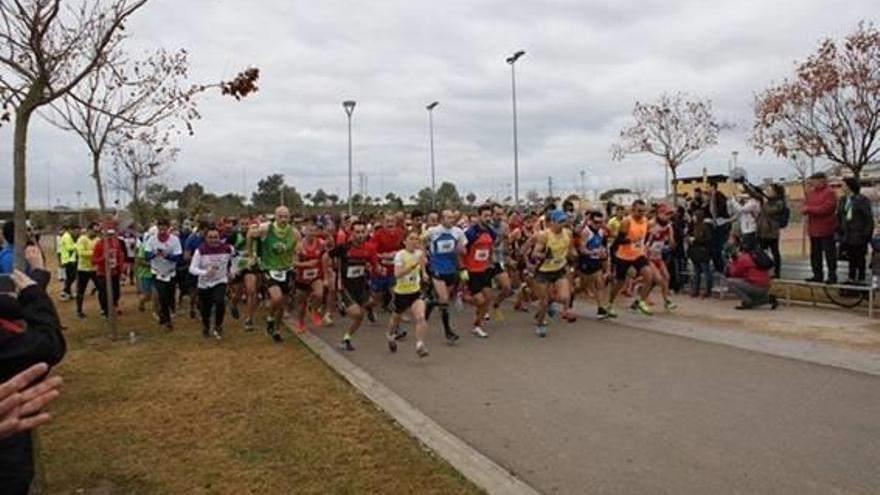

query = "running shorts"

[
  {"left": 263, "top": 270, "right": 292, "bottom": 294},
  {"left": 536, "top": 268, "right": 567, "bottom": 284},
  {"left": 392, "top": 292, "right": 420, "bottom": 314},
  {"left": 369, "top": 274, "right": 395, "bottom": 293},
  {"left": 432, "top": 272, "right": 459, "bottom": 287},
  {"left": 615, "top": 256, "right": 649, "bottom": 282},
  {"left": 578, "top": 256, "right": 604, "bottom": 276},
  {"left": 467, "top": 270, "right": 494, "bottom": 294},
  {"left": 341, "top": 281, "right": 370, "bottom": 308}
]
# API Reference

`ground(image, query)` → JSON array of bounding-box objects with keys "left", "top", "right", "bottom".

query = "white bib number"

[
  {"left": 269, "top": 270, "right": 289, "bottom": 282},
  {"left": 302, "top": 268, "right": 319, "bottom": 280},
  {"left": 474, "top": 249, "right": 490, "bottom": 261},
  {"left": 436, "top": 239, "right": 455, "bottom": 254},
  {"left": 346, "top": 265, "right": 365, "bottom": 278},
  {"left": 156, "top": 272, "right": 173, "bottom": 282}
]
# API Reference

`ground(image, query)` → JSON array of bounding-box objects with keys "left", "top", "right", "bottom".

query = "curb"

[{"left": 296, "top": 331, "right": 541, "bottom": 495}]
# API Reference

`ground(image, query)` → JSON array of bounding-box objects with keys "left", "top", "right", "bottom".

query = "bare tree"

[
  {"left": 612, "top": 92, "right": 726, "bottom": 206},
  {"left": 45, "top": 46, "right": 199, "bottom": 211},
  {"left": 1, "top": 0, "right": 150, "bottom": 269},
  {"left": 109, "top": 128, "right": 178, "bottom": 226},
  {"left": 753, "top": 22, "right": 880, "bottom": 179}
]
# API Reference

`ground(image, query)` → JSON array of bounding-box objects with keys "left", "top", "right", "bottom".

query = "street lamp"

[
  {"left": 426, "top": 101, "right": 439, "bottom": 209},
  {"left": 343, "top": 100, "right": 356, "bottom": 216},
  {"left": 506, "top": 49, "right": 526, "bottom": 208}
]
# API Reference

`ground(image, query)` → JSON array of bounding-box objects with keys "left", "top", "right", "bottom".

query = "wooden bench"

[{"left": 772, "top": 279, "right": 876, "bottom": 317}]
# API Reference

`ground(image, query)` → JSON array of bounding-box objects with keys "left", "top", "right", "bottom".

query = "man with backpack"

[{"left": 725, "top": 236, "right": 779, "bottom": 310}]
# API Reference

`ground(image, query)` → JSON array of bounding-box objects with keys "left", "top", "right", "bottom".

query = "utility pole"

[
  {"left": 580, "top": 170, "right": 586, "bottom": 199},
  {"left": 548, "top": 176, "right": 554, "bottom": 201}
]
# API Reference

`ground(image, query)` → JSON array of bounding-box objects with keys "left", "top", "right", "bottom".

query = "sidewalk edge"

[{"left": 296, "top": 331, "right": 542, "bottom": 495}]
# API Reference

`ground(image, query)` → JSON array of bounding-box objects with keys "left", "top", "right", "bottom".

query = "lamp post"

[
  {"left": 506, "top": 49, "right": 526, "bottom": 208},
  {"left": 343, "top": 100, "right": 356, "bottom": 216},
  {"left": 426, "top": 101, "right": 439, "bottom": 209}
]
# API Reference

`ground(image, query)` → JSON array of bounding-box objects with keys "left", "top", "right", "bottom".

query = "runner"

[
  {"left": 182, "top": 224, "right": 204, "bottom": 319},
  {"left": 462, "top": 205, "right": 496, "bottom": 338},
  {"left": 488, "top": 204, "right": 513, "bottom": 321},
  {"left": 609, "top": 200, "right": 656, "bottom": 316},
  {"left": 226, "top": 215, "right": 250, "bottom": 322},
  {"left": 387, "top": 231, "right": 430, "bottom": 357},
  {"left": 58, "top": 224, "right": 78, "bottom": 301},
  {"left": 647, "top": 204, "right": 677, "bottom": 311},
  {"left": 144, "top": 219, "right": 183, "bottom": 331},
  {"left": 250, "top": 206, "right": 300, "bottom": 342},
  {"left": 531, "top": 210, "right": 576, "bottom": 337},
  {"left": 134, "top": 233, "right": 154, "bottom": 314},
  {"left": 314, "top": 218, "right": 336, "bottom": 327},
  {"left": 369, "top": 213, "right": 404, "bottom": 322},
  {"left": 509, "top": 213, "right": 536, "bottom": 312},
  {"left": 74, "top": 223, "right": 100, "bottom": 319},
  {"left": 576, "top": 211, "right": 613, "bottom": 319},
  {"left": 189, "top": 226, "right": 235, "bottom": 340},
  {"left": 293, "top": 218, "right": 328, "bottom": 333},
  {"left": 329, "top": 220, "right": 377, "bottom": 351},
  {"left": 425, "top": 209, "right": 466, "bottom": 343}
]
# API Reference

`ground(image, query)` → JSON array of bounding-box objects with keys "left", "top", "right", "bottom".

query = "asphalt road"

[{"left": 314, "top": 305, "right": 880, "bottom": 495}]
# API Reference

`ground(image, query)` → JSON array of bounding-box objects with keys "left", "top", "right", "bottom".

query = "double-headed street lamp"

[
  {"left": 506, "top": 49, "right": 526, "bottom": 208},
  {"left": 426, "top": 101, "right": 439, "bottom": 209},
  {"left": 343, "top": 100, "right": 356, "bottom": 216}
]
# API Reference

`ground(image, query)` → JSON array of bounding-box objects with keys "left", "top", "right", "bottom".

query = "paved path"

[{"left": 314, "top": 305, "right": 880, "bottom": 495}]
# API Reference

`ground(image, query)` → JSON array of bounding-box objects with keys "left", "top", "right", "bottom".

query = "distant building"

[{"left": 671, "top": 167, "right": 738, "bottom": 201}]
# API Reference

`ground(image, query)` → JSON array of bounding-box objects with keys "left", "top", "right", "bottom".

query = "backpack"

[
  {"left": 749, "top": 248, "right": 774, "bottom": 271},
  {"left": 778, "top": 203, "right": 791, "bottom": 229}
]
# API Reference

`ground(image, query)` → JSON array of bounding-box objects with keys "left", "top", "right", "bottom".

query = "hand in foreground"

[{"left": 0, "top": 363, "right": 63, "bottom": 440}]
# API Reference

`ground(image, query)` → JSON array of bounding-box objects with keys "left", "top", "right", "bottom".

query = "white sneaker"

[{"left": 471, "top": 326, "right": 489, "bottom": 338}]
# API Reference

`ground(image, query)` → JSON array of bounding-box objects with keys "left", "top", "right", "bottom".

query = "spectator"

[
  {"left": 688, "top": 208, "right": 713, "bottom": 298},
  {"left": 758, "top": 184, "right": 786, "bottom": 279},
  {"left": 802, "top": 172, "right": 839, "bottom": 283},
  {"left": 0, "top": 222, "right": 16, "bottom": 275},
  {"left": 838, "top": 177, "right": 874, "bottom": 284},
  {"left": 92, "top": 225, "right": 126, "bottom": 317},
  {"left": 0, "top": 258, "right": 65, "bottom": 493},
  {"left": 75, "top": 223, "right": 100, "bottom": 319},
  {"left": 669, "top": 205, "right": 689, "bottom": 293},
  {"left": 690, "top": 188, "right": 705, "bottom": 215},
  {"left": 732, "top": 192, "right": 761, "bottom": 250},
  {"left": 705, "top": 181, "right": 732, "bottom": 273},
  {"left": 725, "top": 239, "right": 779, "bottom": 310}
]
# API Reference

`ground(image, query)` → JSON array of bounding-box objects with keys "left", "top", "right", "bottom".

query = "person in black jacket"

[
  {"left": 838, "top": 177, "right": 875, "bottom": 284},
  {"left": 705, "top": 181, "right": 732, "bottom": 273},
  {"left": 0, "top": 246, "right": 66, "bottom": 494}
]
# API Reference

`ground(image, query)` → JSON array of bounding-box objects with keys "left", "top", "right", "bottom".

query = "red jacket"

[
  {"left": 727, "top": 252, "right": 770, "bottom": 288},
  {"left": 93, "top": 237, "right": 125, "bottom": 277},
  {"left": 803, "top": 184, "right": 838, "bottom": 238}
]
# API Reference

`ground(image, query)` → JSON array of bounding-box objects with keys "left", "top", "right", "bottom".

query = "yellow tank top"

[
  {"left": 617, "top": 216, "right": 648, "bottom": 261},
  {"left": 539, "top": 229, "right": 571, "bottom": 273},
  {"left": 393, "top": 249, "right": 422, "bottom": 295}
]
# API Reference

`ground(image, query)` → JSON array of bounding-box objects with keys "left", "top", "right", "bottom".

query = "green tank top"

[{"left": 259, "top": 223, "right": 295, "bottom": 271}]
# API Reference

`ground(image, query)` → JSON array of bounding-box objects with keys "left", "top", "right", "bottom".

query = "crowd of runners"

[{"left": 40, "top": 194, "right": 786, "bottom": 358}]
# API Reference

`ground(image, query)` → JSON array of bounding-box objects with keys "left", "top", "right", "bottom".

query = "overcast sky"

[{"left": 3, "top": 0, "right": 877, "bottom": 209}]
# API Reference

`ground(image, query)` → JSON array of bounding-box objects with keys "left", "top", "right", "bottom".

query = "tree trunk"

[
  {"left": 92, "top": 152, "right": 107, "bottom": 213},
  {"left": 671, "top": 167, "right": 679, "bottom": 207},
  {"left": 12, "top": 103, "right": 36, "bottom": 270}
]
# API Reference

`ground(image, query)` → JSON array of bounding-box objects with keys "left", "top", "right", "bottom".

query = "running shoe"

[
  {"left": 230, "top": 304, "right": 240, "bottom": 320},
  {"left": 310, "top": 311, "right": 323, "bottom": 328},
  {"left": 535, "top": 325, "right": 547, "bottom": 338},
  {"left": 387, "top": 335, "right": 398, "bottom": 353},
  {"left": 444, "top": 328, "right": 460, "bottom": 343},
  {"left": 340, "top": 338, "right": 355, "bottom": 352},
  {"left": 244, "top": 318, "right": 255, "bottom": 332},
  {"left": 607, "top": 307, "right": 618, "bottom": 318},
  {"left": 636, "top": 299, "right": 653, "bottom": 316},
  {"left": 471, "top": 326, "right": 489, "bottom": 338},
  {"left": 393, "top": 329, "right": 408, "bottom": 341},
  {"left": 416, "top": 345, "right": 430, "bottom": 358},
  {"left": 213, "top": 326, "right": 223, "bottom": 340},
  {"left": 664, "top": 299, "right": 677, "bottom": 311},
  {"left": 597, "top": 307, "right": 611, "bottom": 321},
  {"left": 484, "top": 313, "right": 491, "bottom": 321},
  {"left": 630, "top": 300, "right": 639, "bottom": 311},
  {"left": 323, "top": 312, "right": 335, "bottom": 326},
  {"left": 492, "top": 307, "right": 504, "bottom": 322},
  {"left": 367, "top": 309, "right": 376, "bottom": 323},
  {"left": 547, "top": 303, "right": 558, "bottom": 319},
  {"left": 271, "top": 331, "right": 283, "bottom": 343}
]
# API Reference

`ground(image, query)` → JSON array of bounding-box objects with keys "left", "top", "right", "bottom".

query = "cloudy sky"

[{"left": 3, "top": 0, "right": 877, "bottom": 209}]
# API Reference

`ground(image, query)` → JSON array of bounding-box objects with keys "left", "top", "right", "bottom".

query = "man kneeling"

[{"left": 725, "top": 240, "right": 779, "bottom": 310}]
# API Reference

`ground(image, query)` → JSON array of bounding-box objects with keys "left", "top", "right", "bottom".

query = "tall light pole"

[
  {"left": 506, "top": 49, "right": 526, "bottom": 208},
  {"left": 343, "top": 100, "right": 356, "bottom": 216},
  {"left": 426, "top": 101, "right": 439, "bottom": 209}
]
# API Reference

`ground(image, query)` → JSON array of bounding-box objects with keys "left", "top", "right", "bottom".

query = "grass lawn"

[{"left": 38, "top": 281, "right": 481, "bottom": 495}]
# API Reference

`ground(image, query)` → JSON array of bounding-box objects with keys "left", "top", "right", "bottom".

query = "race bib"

[
  {"left": 156, "top": 272, "right": 173, "bottom": 282},
  {"left": 346, "top": 265, "right": 365, "bottom": 278},
  {"left": 269, "top": 270, "right": 289, "bottom": 282},
  {"left": 436, "top": 239, "right": 455, "bottom": 254},
  {"left": 302, "top": 268, "right": 319, "bottom": 280},
  {"left": 475, "top": 249, "right": 490, "bottom": 261}
]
